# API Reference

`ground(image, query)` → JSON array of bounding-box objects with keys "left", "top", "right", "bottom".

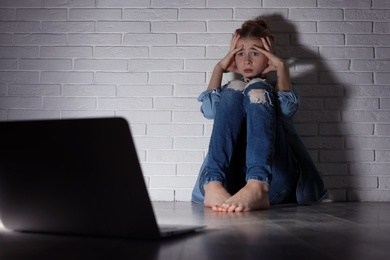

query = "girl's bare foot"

[
  {"left": 204, "top": 182, "right": 232, "bottom": 211},
  {"left": 214, "top": 180, "right": 270, "bottom": 212}
]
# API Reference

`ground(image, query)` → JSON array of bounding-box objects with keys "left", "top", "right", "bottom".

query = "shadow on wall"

[{"left": 266, "top": 14, "right": 346, "bottom": 201}]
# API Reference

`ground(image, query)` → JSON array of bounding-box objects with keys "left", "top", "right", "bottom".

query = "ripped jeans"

[{"left": 198, "top": 79, "right": 276, "bottom": 196}]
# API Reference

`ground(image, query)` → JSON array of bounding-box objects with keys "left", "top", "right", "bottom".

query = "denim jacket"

[{"left": 192, "top": 81, "right": 328, "bottom": 205}]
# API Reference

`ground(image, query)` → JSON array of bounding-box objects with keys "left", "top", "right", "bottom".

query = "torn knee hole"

[{"left": 249, "top": 89, "right": 267, "bottom": 104}]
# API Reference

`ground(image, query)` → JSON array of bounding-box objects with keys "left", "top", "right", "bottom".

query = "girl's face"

[{"left": 234, "top": 37, "right": 268, "bottom": 79}]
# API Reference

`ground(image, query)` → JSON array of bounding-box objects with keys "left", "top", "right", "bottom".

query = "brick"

[
  {"left": 9, "top": 84, "right": 61, "bottom": 96},
  {"left": 235, "top": 8, "right": 288, "bottom": 20},
  {"left": 345, "top": 9, "right": 390, "bottom": 21},
  {"left": 68, "top": 33, "right": 122, "bottom": 45},
  {"left": 342, "top": 111, "right": 390, "bottom": 122},
  {"left": 178, "top": 33, "right": 232, "bottom": 45},
  {"left": 123, "top": 8, "right": 178, "bottom": 20},
  {"left": 140, "top": 163, "right": 176, "bottom": 176},
  {"left": 294, "top": 123, "right": 318, "bottom": 136},
  {"left": 320, "top": 47, "right": 374, "bottom": 59},
  {"left": 154, "top": 97, "right": 199, "bottom": 110},
  {"left": 177, "top": 163, "right": 203, "bottom": 176},
  {"left": 174, "top": 137, "right": 210, "bottom": 149},
  {"left": 350, "top": 163, "right": 390, "bottom": 175},
  {"left": 347, "top": 34, "right": 390, "bottom": 46},
  {"left": 0, "top": 0, "right": 41, "bottom": 7},
  {"left": 42, "top": 21, "right": 95, "bottom": 32},
  {"left": 379, "top": 177, "right": 390, "bottom": 189},
  {"left": 275, "top": 46, "right": 320, "bottom": 59},
  {"left": 207, "top": 21, "right": 243, "bottom": 32},
  {"left": 128, "top": 123, "right": 147, "bottom": 135},
  {"left": 97, "top": 21, "right": 150, "bottom": 33},
  {"left": 150, "top": 176, "right": 196, "bottom": 189},
  {"left": 352, "top": 59, "right": 390, "bottom": 71},
  {"left": 63, "top": 84, "right": 116, "bottom": 96},
  {"left": 318, "top": 22, "right": 372, "bottom": 33},
  {"left": 345, "top": 85, "right": 390, "bottom": 97},
  {"left": 374, "top": 22, "right": 390, "bottom": 33},
  {"left": 377, "top": 150, "right": 390, "bottom": 162},
  {"left": 0, "top": 33, "right": 12, "bottom": 44},
  {"left": 346, "top": 137, "right": 390, "bottom": 149},
  {"left": 373, "top": 0, "right": 390, "bottom": 8},
  {"left": 180, "top": 8, "right": 232, "bottom": 20},
  {"left": 43, "top": 97, "right": 96, "bottom": 110},
  {"left": 148, "top": 150, "right": 203, "bottom": 163},
  {"left": 319, "top": 0, "right": 371, "bottom": 8},
  {"left": 174, "top": 84, "right": 206, "bottom": 97},
  {"left": 302, "top": 137, "right": 344, "bottom": 149},
  {"left": 0, "top": 71, "right": 39, "bottom": 83},
  {"left": 134, "top": 137, "right": 173, "bottom": 150},
  {"left": 116, "top": 110, "right": 172, "bottom": 123},
  {"left": 41, "top": 46, "right": 93, "bottom": 58},
  {"left": 319, "top": 72, "right": 373, "bottom": 85},
  {"left": 300, "top": 98, "right": 323, "bottom": 110},
  {"left": 69, "top": 8, "right": 122, "bottom": 20},
  {"left": 294, "top": 111, "right": 341, "bottom": 123},
  {"left": 43, "top": 0, "right": 95, "bottom": 7},
  {"left": 61, "top": 110, "right": 115, "bottom": 119},
  {"left": 0, "top": 84, "right": 5, "bottom": 96},
  {"left": 173, "top": 111, "right": 209, "bottom": 123},
  {"left": 98, "top": 97, "right": 153, "bottom": 110},
  {"left": 74, "top": 59, "right": 128, "bottom": 71},
  {"left": 0, "top": 22, "right": 40, "bottom": 32},
  {"left": 0, "top": 59, "right": 17, "bottom": 70},
  {"left": 295, "top": 84, "right": 344, "bottom": 98},
  {"left": 147, "top": 189, "right": 175, "bottom": 201},
  {"left": 208, "top": 0, "right": 262, "bottom": 7},
  {"left": 296, "top": 59, "right": 350, "bottom": 72},
  {"left": 152, "top": 0, "right": 205, "bottom": 7},
  {"left": 41, "top": 71, "right": 94, "bottom": 84},
  {"left": 0, "top": 110, "right": 6, "bottom": 120},
  {"left": 13, "top": 33, "right": 66, "bottom": 45},
  {"left": 316, "top": 163, "right": 348, "bottom": 176},
  {"left": 95, "top": 72, "right": 147, "bottom": 84},
  {"left": 381, "top": 98, "right": 390, "bottom": 109},
  {"left": 185, "top": 59, "right": 219, "bottom": 71},
  {"left": 323, "top": 176, "right": 378, "bottom": 189},
  {"left": 152, "top": 21, "right": 206, "bottom": 32},
  {"left": 324, "top": 98, "right": 379, "bottom": 110},
  {"left": 348, "top": 190, "right": 390, "bottom": 202},
  {"left": 96, "top": 0, "right": 150, "bottom": 7},
  {"left": 8, "top": 110, "right": 60, "bottom": 120},
  {"left": 270, "top": 21, "right": 317, "bottom": 33},
  {"left": 95, "top": 46, "right": 148, "bottom": 58},
  {"left": 320, "top": 150, "right": 374, "bottom": 162},
  {"left": 123, "top": 33, "right": 177, "bottom": 45},
  {"left": 148, "top": 124, "right": 204, "bottom": 136},
  {"left": 292, "top": 34, "right": 344, "bottom": 45},
  {"left": 289, "top": 8, "right": 343, "bottom": 21},
  {"left": 16, "top": 8, "right": 67, "bottom": 20},
  {"left": 0, "top": 97, "right": 41, "bottom": 109},
  {"left": 118, "top": 85, "right": 173, "bottom": 97},
  {"left": 376, "top": 73, "right": 390, "bottom": 84},
  {"left": 129, "top": 59, "right": 183, "bottom": 71},
  {"left": 150, "top": 72, "right": 205, "bottom": 84},
  {"left": 377, "top": 124, "right": 390, "bottom": 135},
  {"left": 0, "top": 46, "right": 38, "bottom": 58},
  {"left": 151, "top": 46, "right": 205, "bottom": 58},
  {"left": 174, "top": 189, "right": 193, "bottom": 201},
  {"left": 0, "top": 9, "right": 15, "bottom": 20},
  {"left": 264, "top": 0, "right": 316, "bottom": 7},
  {"left": 20, "top": 59, "right": 72, "bottom": 70},
  {"left": 319, "top": 123, "right": 374, "bottom": 136}
]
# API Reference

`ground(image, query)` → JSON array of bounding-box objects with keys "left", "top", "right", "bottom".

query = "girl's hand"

[
  {"left": 253, "top": 36, "right": 286, "bottom": 76},
  {"left": 217, "top": 33, "right": 243, "bottom": 73}
]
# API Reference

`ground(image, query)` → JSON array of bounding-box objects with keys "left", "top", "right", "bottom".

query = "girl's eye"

[
  {"left": 251, "top": 52, "right": 259, "bottom": 56},
  {"left": 236, "top": 52, "right": 244, "bottom": 57}
]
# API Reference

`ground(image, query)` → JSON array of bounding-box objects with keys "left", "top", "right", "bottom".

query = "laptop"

[{"left": 0, "top": 117, "right": 205, "bottom": 239}]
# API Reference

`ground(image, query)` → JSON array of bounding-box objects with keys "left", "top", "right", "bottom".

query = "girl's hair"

[{"left": 235, "top": 17, "right": 274, "bottom": 42}]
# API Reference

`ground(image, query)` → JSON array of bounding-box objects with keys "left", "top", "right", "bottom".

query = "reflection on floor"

[{"left": 1, "top": 202, "right": 390, "bottom": 259}]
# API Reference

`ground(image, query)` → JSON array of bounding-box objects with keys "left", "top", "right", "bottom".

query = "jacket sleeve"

[
  {"left": 197, "top": 87, "right": 223, "bottom": 120},
  {"left": 277, "top": 83, "right": 300, "bottom": 118}
]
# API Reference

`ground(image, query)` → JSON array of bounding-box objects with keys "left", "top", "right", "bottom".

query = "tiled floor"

[{"left": 1, "top": 202, "right": 389, "bottom": 259}]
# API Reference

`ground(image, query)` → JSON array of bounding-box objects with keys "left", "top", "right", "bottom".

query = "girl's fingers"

[{"left": 229, "top": 33, "right": 240, "bottom": 51}]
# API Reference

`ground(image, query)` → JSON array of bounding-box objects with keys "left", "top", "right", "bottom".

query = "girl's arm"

[
  {"left": 254, "top": 37, "right": 292, "bottom": 92},
  {"left": 207, "top": 33, "right": 243, "bottom": 90}
]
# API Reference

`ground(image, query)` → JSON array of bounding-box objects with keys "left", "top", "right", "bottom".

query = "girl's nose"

[{"left": 244, "top": 58, "right": 251, "bottom": 65}]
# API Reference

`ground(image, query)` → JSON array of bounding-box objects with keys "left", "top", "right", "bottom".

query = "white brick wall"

[{"left": 0, "top": 0, "right": 389, "bottom": 202}]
